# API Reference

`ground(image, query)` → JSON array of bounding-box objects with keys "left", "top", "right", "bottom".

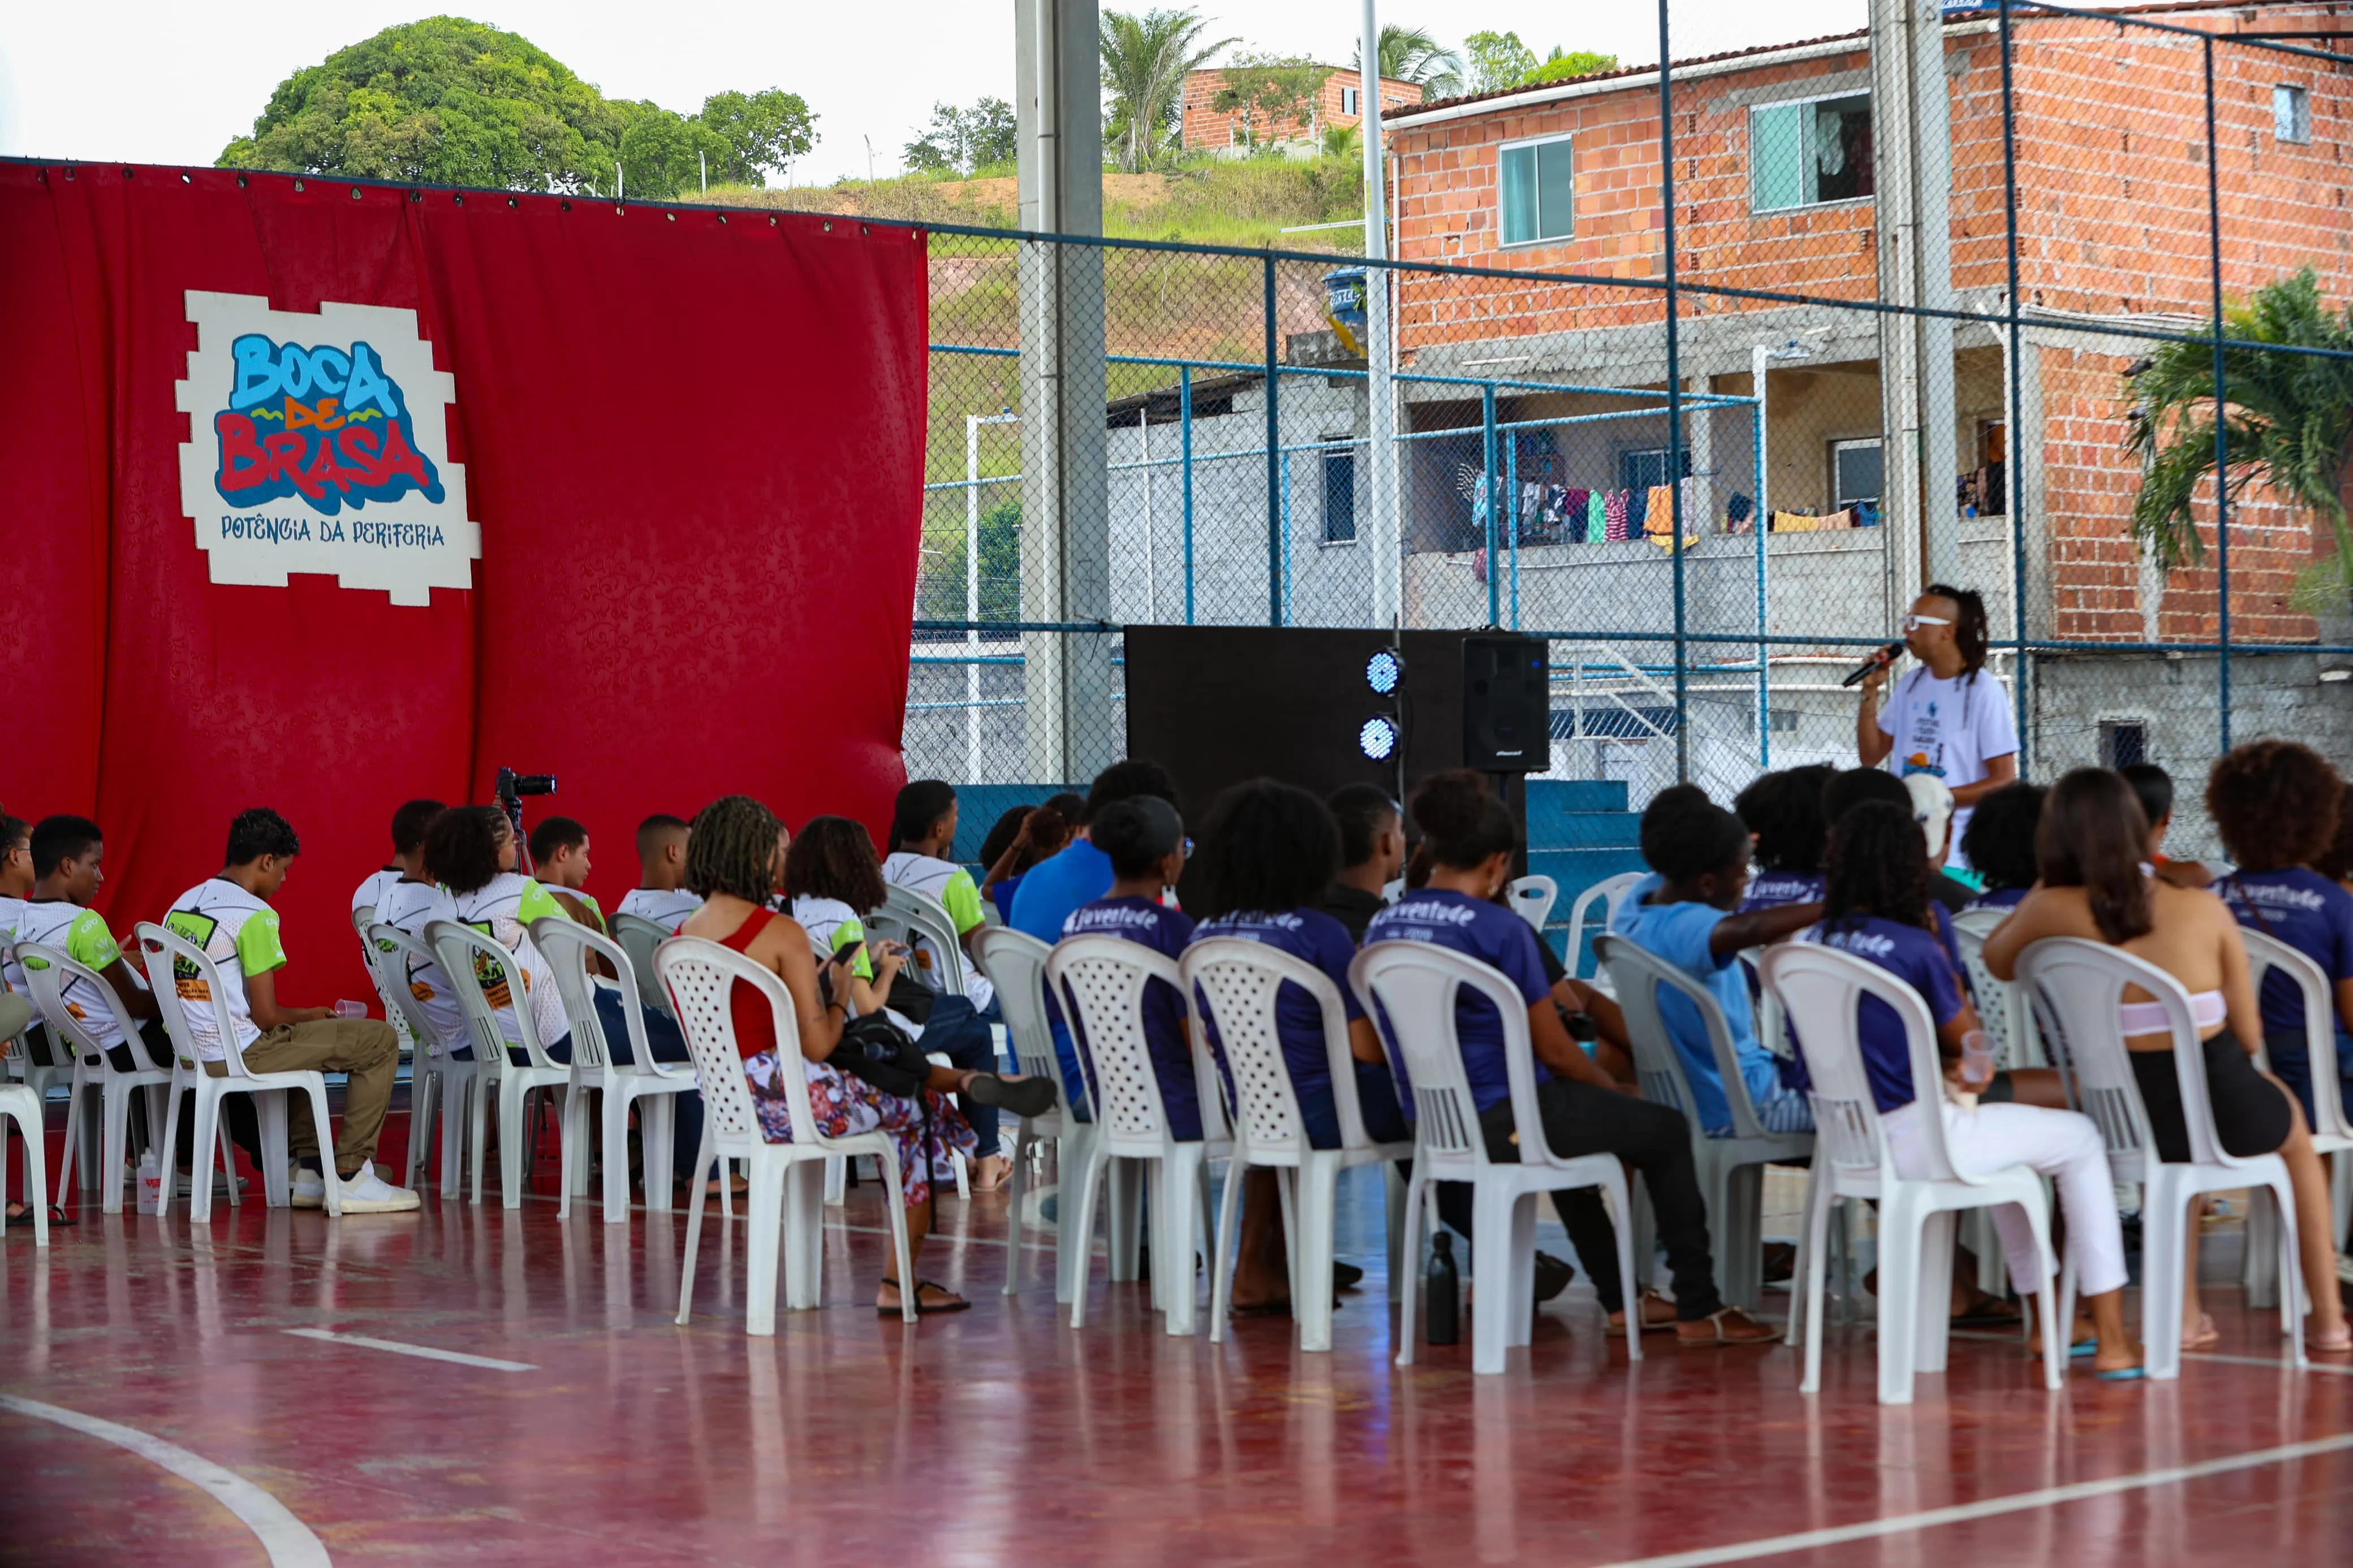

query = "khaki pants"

[
  {"left": 0, "top": 993, "right": 31, "bottom": 1043},
  {"left": 204, "top": 1018, "right": 397, "bottom": 1176}
]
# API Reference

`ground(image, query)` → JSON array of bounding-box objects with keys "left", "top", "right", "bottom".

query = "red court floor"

[{"left": 2, "top": 1117, "right": 2348, "bottom": 1567}]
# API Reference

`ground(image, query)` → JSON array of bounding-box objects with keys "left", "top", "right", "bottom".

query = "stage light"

[
  {"left": 1358, "top": 715, "right": 1400, "bottom": 761},
  {"left": 1365, "top": 649, "right": 1402, "bottom": 696}
]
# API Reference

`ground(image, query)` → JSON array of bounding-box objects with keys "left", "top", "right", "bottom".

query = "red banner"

[{"left": 0, "top": 162, "right": 928, "bottom": 1005}]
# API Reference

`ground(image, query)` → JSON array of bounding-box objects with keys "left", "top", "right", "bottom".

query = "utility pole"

[{"left": 1361, "top": 0, "right": 1400, "bottom": 631}]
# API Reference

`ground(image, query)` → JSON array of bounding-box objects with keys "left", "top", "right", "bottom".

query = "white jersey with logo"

[
  {"left": 0, "top": 894, "right": 28, "bottom": 999},
  {"left": 162, "top": 879, "right": 286, "bottom": 1062},
  {"left": 1877, "top": 666, "right": 2018, "bottom": 870},
  {"left": 351, "top": 866, "right": 403, "bottom": 921},
  {"left": 12, "top": 898, "right": 135, "bottom": 1051},
  {"left": 449, "top": 874, "right": 570, "bottom": 1052},
  {"left": 616, "top": 886, "right": 702, "bottom": 933},
  {"left": 880, "top": 850, "right": 994, "bottom": 1012},
  {"left": 373, "top": 878, "right": 466, "bottom": 1053}
]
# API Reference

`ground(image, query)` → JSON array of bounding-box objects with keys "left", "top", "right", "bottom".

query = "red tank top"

[{"left": 714, "top": 906, "right": 781, "bottom": 1060}]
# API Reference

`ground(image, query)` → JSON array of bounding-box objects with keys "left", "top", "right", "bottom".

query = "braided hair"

[
  {"left": 1924, "top": 582, "right": 1991, "bottom": 684},
  {"left": 1821, "top": 800, "right": 1933, "bottom": 934},
  {"left": 684, "top": 795, "right": 786, "bottom": 904}
]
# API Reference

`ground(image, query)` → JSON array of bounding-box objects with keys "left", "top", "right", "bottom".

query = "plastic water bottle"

[
  {"left": 1425, "top": 1231, "right": 1461, "bottom": 1346},
  {"left": 136, "top": 1149, "right": 162, "bottom": 1215},
  {"left": 331, "top": 999, "right": 369, "bottom": 1020}
]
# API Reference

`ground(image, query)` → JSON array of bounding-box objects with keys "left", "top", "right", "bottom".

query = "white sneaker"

[
  {"left": 335, "top": 1160, "right": 421, "bottom": 1215},
  {"left": 288, "top": 1164, "right": 326, "bottom": 1208}
]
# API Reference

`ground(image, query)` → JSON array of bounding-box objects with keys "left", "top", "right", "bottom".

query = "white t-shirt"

[
  {"left": 0, "top": 894, "right": 29, "bottom": 1001},
  {"left": 374, "top": 878, "right": 466, "bottom": 1052},
  {"left": 879, "top": 850, "right": 994, "bottom": 1012},
  {"left": 12, "top": 898, "right": 135, "bottom": 1052},
  {"left": 351, "top": 866, "right": 403, "bottom": 921},
  {"left": 617, "top": 886, "right": 703, "bottom": 933},
  {"left": 1876, "top": 666, "right": 2018, "bottom": 870},
  {"left": 789, "top": 893, "right": 924, "bottom": 1041},
  {"left": 163, "top": 879, "right": 286, "bottom": 1061},
  {"left": 449, "top": 874, "right": 571, "bottom": 1052}
]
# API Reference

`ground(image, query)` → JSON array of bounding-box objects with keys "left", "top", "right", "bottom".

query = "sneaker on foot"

[
  {"left": 335, "top": 1161, "right": 421, "bottom": 1215},
  {"left": 288, "top": 1163, "right": 326, "bottom": 1209}
]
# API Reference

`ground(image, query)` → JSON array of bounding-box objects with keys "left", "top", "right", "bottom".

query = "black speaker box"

[{"left": 1461, "top": 634, "right": 1549, "bottom": 772}]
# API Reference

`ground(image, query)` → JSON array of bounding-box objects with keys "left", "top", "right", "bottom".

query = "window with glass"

[
  {"left": 1322, "top": 444, "right": 1358, "bottom": 543},
  {"left": 1618, "top": 447, "right": 1695, "bottom": 493},
  {"left": 1342, "top": 86, "right": 1360, "bottom": 116},
  {"left": 1498, "top": 133, "right": 1575, "bottom": 246},
  {"left": 2274, "top": 84, "right": 2311, "bottom": 145},
  {"left": 1751, "top": 93, "right": 1874, "bottom": 211},
  {"left": 1832, "top": 438, "right": 1884, "bottom": 509}
]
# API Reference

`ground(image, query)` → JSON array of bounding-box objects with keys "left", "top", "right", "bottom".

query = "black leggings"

[{"left": 2130, "top": 1026, "right": 2293, "bottom": 1163}]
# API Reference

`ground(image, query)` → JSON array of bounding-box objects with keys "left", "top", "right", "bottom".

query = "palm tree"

[
  {"left": 1100, "top": 8, "right": 1236, "bottom": 173},
  {"left": 1352, "top": 24, "right": 1466, "bottom": 102},
  {"left": 2126, "top": 268, "right": 2353, "bottom": 604}
]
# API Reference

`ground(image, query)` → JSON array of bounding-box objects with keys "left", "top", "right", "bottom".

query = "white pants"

[{"left": 1883, "top": 1099, "right": 2128, "bottom": 1298}]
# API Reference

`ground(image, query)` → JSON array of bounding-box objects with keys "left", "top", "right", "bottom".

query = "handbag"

[{"left": 827, "top": 1010, "right": 934, "bottom": 1099}]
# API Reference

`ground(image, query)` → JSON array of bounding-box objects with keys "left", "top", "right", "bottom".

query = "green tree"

[
  {"left": 1462, "top": 31, "right": 1539, "bottom": 95},
  {"left": 1101, "top": 8, "right": 1235, "bottom": 172},
  {"left": 1350, "top": 24, "right": 1465, "bottom": 101},
  {"left": 610, "top": 103, "right": 732, "bottom": 199},
  {"left": 699, "top": 89, "right": 818, "bottom": 185},
  {"left": 1521, "top": 48, "right": 1619, "bottom": 86},
  {"left": 1211, "top": 53, "right": 1332, "bottom": 152},
  {"left": 921, "top": 500, "right": 1024, "bottom": 624},
  {"left": 905, "top": 98, "right": 1018, "bottom": 176},
  {"left": 1319, "top": 122, "right": 1361, "bottom": 162},
  {"left": 2126, "top": 268, "right": 2353, "bottom": 605}
]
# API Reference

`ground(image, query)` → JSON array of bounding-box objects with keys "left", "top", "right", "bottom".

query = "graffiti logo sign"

[{"left": 175, "top": 291, "right": 478, "bottom": 604}]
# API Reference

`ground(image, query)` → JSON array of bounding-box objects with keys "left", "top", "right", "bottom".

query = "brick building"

[{"left": 1180, "top": 66, "right": 1423, "bottom": 155}]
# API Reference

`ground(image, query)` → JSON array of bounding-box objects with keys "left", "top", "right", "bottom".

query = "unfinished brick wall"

[{"left": 1179, "top": 68, "right": 1420, "bottom": 152}]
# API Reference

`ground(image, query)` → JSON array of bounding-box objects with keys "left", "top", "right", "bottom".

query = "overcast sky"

[{"left": 1, "top": 2, "right": 1873, "bottom": 186}]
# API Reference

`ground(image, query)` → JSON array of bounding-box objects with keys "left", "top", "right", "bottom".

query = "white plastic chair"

[
  {"left": 1048, "top": 934, "right": 1231, "bottom": 1336},
  {"left": 1, "top": 1066, "right": 46, "bottom": 1243},
  {"left": 365, "top": 922, "right": 478, "bottom": 1196},
  {"left": 2, "top": 947, "right": 74, "bottom": 1115},
  {"left": 426, "top": 919, "right": 574, "bottom": 1210},
  {"left": 1506, "top": 874, "right": 1558, "bottom": 934},
  {"left": 1951, "top": 908, "right": 2044, "bottom": 1069},
  {"left": 1562, "top": 870, "right": 1646, "bottom": 982},
  {"left": 2234, "top": 930, "right": 2353, "bottom": 1307},
  {"left": 883, "top": 883, "right": 970, "bottom": 998},
  {"left": 135, "top": 922, "right": 339, "bottom": 1220},
  {"left": 532, "top": 917, "right": 699, "bottom": 1224},
  {"left": 972, "top": 926, "right": 1102, "bottom": 1301},
  {"left": 1351, "top": 939, "right": 1643, "bottom": 1376},
  {"left": 1762, "top": 941, "right": 2065, "bottom": 1404},
  {"left": 2012, "top": 936, "right": 2305, "bottom": 1379},
  {"left": 351, "top": 904, "right": 420, "bottom": 1063},
  {"left": 1597, "top": 934, "right": 1815, "bottom": 1310},
  {"left": 1187, "top": 937, "right": 1413, "bottom": 1351},
  {"left": 659, "top": 935, "right": 917, "bottom": 1331},
  {"left": 609, "top": 913, "right": 674, "bottom": 1017},
  {"left": 17, "top": 941, "right": 198, "bottom": 1216}
]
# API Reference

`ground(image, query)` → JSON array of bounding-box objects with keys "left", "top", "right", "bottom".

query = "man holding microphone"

[{"left": 1855, "top": 585, "right": 2018, "bottom": 869}]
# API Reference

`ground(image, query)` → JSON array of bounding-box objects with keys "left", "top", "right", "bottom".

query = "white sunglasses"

[{"left": 1901, "top": 612, "right": 1953, "bottom": 632}]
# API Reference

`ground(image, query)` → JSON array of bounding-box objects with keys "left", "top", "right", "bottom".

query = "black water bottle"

[{"left": 1425, "top": 1232, "right": 1461, "bottom": 1346}]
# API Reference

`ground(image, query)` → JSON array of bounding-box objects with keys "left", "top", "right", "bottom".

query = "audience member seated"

[
  {"left": 164, "top": 809, "right": 417, "bottom": 1213},
  {"left": 980, "top": 791, "right": 1084, "bottom": 920},
  {"left": 1984, "top": 767, "right": 2351, "bottom": 1353},
  {"left": 0, "top": 815, "right": 31, "bottom": 1226},
  {"left": 1372, "top": 770, "right": 1777, "bottom": 1344},
  {"left": 1317, "top": 783, "right": 1406, "bottom": 942},
  {"left": 1825, "top": 768, "right": 1975, "bottom": 912},
  {"left": 1958, "top": 781, "right": 2046, "bottom": 912},
  {"left": 676, "top": 795, "right": 1046, "bottom": 1316},
  {"left": 1191, "top": 780, "right": 1405, "bottom": 1313},
  {"left": 2314, "top": 780, "right": 2353, "bottom": 897},
  {"left": 351, "top": 798, "right": 444, "bottom": 921},
  {"left": 1800, "top": 801, "right": 2141, "bottom": 1377},
  {"left": 617, "top": 814, "right": 701, "bottom": 932},
  {"left": 2125, "top": 763, "right": 2213, "bottom": 889},
  {"left": 1734, "top": 763, "right": 1837, "bottom": 910},
  {"left": 791, "top": 810, "right": 1010, "bottom": 1192},
  {"left": 528, "top": 816, "right": 606, "bottom": 931},
  {"left": 2204, "top": 741, "right": 2353, "bottom": 1142},
  {"left": 1058, "top": 797, "right": 1198, "bottom": 1136},
  {"left": 1610, "top": 790, "right": 1820, "bottom": 1136},
  {"left": 373, "top": 823, "right": 465, "bottom": 1052},
  {"left": 1010, "top": 763, "right": 1181, "bottom": 943}
]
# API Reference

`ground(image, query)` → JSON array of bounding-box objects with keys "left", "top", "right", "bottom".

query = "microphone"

[{"left": 1841, "top": 641, "right": 1904, "bottom": 688}]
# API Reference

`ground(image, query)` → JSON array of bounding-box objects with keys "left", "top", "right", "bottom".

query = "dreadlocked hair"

[
  {"left": 684, "top": 795, "right": 786, "bottom": 904},
  {"left": 1924, "top": 582, "right": 1990, "bottom": 683},
  {"left": 1822, "top": 800, "right": 1934, "bottom": 934}
]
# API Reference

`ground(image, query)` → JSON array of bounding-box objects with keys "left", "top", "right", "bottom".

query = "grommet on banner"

[
  {"left": 454, "top": 193, "right": 464, "bottom": 205},
  {"left": 861, "top": 224, "right": 869, "bottom": 235},
  {"left": 180, "top": 172, "right": 192, "bottom": 184},
  {"left": 122, "top": 166, "right": 134, "bottom": 179},
  {"left": 507, "top": 195, "right": 518, "bottom": 208},
  {"left": 561, "top": 199, "right": 571, "bottom": 211},
  {"left": 717, "top": 214, "right": 728, "bottom": 224},
  {"left": 351, "top": 187, "right": 363, "bottom": 200},
  {"left": 412, "top": 191, "right": 423, "bottom": 202},
  {"left": 768, "top": 215, "right": 777, "bottom": 225},
  {"left": 234, "top": 174, "right": 245, "bottom": 187},
  {"left": 824, "top": 221, "right": 832, "bottom": 231},
  {"left": 292, "top": 179, "right": 304, "bottom": 192},
  {"left": 666, "top": 211, "right": 675, "bottom": 222}
]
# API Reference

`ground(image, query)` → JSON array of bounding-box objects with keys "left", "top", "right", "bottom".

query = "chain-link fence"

[{"left": 894, "top": 2, "right": 2353, "bottom": 859}]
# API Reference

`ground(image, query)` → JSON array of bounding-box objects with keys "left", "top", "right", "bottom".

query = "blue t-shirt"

[
  {"left": 1364, "top": 888, "right": 1552, "bottom": 1116},
  {"left": 2218, "top": 868, "right": 2353, "bottom": 1041},
  {"left": 1061, "top": 895, "right": 1201, "bottom": 1138},
  {"left": 1611, "top": 873, "right": 1781, "bottom": 1134},
  {"left": 1962, "top": 884, "right": 2029, "bottom": 914},
  {"left": 988, "top": 873, "right": 1023, "bottom": 922},
  {"left": 1010, "top": 839, "right": 1115, "bottom": 944},
  {"left": 1796, "top": 915, "right": 1969, "bottom": 1113},
  {"left": 1741, "top": 870, "right": 1824, "bottom": 914},
  {"left": 1191, "top": 908, "right": 1367, "bottom": 1129}
]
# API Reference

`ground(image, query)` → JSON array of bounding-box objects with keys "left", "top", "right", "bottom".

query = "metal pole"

[
  {"left": 1265, "top": 253, "right": 1282, "bottom": 627},
  {"left": 1482, "top": 384, "right": 1499, "bottom": 628},
  {"left": 1753, "top": 396, "right": 1769, "bottom": 769},
  {"left": 2204, "top": 36, "right": 2232, "bottom": 751},
  {"left": 1181, "top": 365, "right": 1196, "bottom": 624},
  {"left": 1360, "top": 0, "right": 1401, "bottom": 630},
  {"left": 1999, "top": 0, "right": 2030, "bottom": 774},
  {"left": 966, "top": 415, "right": 982, "bottom": 784},
  {"left": 1507, "top": 430, "right": 1520, "bottom": 629},
  {"left": 1140, "top": 405, "right": 1154, "bottom": 623},
  {"left": 1280, "top": 450, "right": 1293, "bottom": 626},
  {"left": 1659, "top": 0, "right": 1688, "bottom": 781}
]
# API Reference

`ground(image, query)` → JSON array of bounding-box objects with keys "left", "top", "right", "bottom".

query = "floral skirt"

[{"left": 742, "top": 1051, "right": 977, "bottom": 1208}]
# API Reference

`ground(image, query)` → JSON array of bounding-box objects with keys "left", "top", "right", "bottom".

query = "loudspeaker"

[{"left": 1462, "top": 634, "right": 1549, "bottom": 772}]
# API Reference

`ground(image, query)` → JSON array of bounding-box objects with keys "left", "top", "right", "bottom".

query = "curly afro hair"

[
  {"left": 1734, "top": 764, "right": 1835, "bottom": 874},
  {"left": 1959, "top": 781, "right": 2046, "bottom": 893},
  {"left": 2205, "top": 740, "right": 2343, "bottom": 872},
  {"left": 1823, "top": 800, "right": 1933, "bottom": 932},
  {"left": 1196, "top": 779, "right": 1342, "bottom": 919},
  {"left": 2315, "top": 783, "right": 2353, "bottom": 884}
]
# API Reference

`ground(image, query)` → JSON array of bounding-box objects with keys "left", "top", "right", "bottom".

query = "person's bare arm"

[
  {"left": 1978, "top": 891, "right": 2050, "bottom": 981},
  {"left": 1856, "top": 666, "right": 1894, "bottom": 767},
  {"left": 243, "top": 966, "right": 330, "bottom": 1030},
  {"left": 766, "top": 929, "right": 847, "bottom": 1062},
  {"left": 2333, "top": 976, "right": 2353, "bottom": 1039},
  {"left": 1707, "top": 901, "right": 1824, "bottom": 960},
  {"left": 1348, "top": 1016, "right": 1384, "bottom": 1065},
  {"left": 1950, "top": 751, "right": 2017, "bottom": 807},
  {"left": 1528, "top": 999, "right": 1623, "bottom": 1090},
  {"left": 99, "top": 957, "right": 158, "bottom": 1021}
]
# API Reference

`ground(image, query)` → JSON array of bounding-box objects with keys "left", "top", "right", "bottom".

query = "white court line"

[
  {"left": 0, "top": 1392, "right": 331, "bottom": 1567},
  {"left": 1576, "top": 1430, "right": 2353, "bottom": 1568},
  {"left": 281, "top": 1328, "right": 537, "bottom": 1372},
  {"left": 2184, "top": 1350, "right": 2353, "bottom": 1376}
]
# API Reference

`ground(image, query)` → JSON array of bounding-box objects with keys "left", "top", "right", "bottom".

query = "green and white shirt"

[
  {"left": 880, "top": 850, "right": 994, "bottom": 1012},
  {"left": 13, "top": 899, "right": 134, "bottom": 1051},
  {"left": 0, "top": 894, "right": 28, "bottom": 999},
  {"left": 449, "top": 874, "right": 570, "bottom": 1052},
  {"left": 616, "top": 887, "right": 702, "bottom": 933},
  {"left": 375, "top": 878, "right": 466, "bottom": 1053},
  {"left": 788, "top": 893, "right": 924, "bottom": 1040},
  {"left": 163, "top": 879, "right": 286, "bottom": 1061}
]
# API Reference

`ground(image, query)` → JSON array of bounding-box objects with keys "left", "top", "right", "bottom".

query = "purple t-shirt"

[
  {"left": 1364, "top": 888, "right": 1552, "bottom": 1115},
  {"left": 1741, "top": 870, "right": 1825, "bottom": 914},
  {"left": 1793, "top": 915, "right": 1968, "bottom": 1113},
  {"left": 1061, "top": 896, "right": 1202, "bottom": 1137},
  {"left": 1962, "top": 885, "right": 2029, "bottom": 914},
  {"left": 2218, "top": 868, "right": 2353, "bottom": 1039}
]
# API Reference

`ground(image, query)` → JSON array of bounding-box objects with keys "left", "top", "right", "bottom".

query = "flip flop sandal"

[
  {"left": 968, "top": 1074, "right": 1058, "bottom": 1119},
  {"left": 878, "top": 1278, "right": 972, "bottom": 1316},
  {"left": 1605, "top": 1292, "right": 1679, "bottom": 1337},
  {"left": 1676, "top": 1307, "right": 1779, "bottom": 1346},
  {"left": 6, "top": 1205, "right": 72, "bottom": 1229},
  {"left": 2096, "top": 1365, "right": 2147, "bottom": 1381}
]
